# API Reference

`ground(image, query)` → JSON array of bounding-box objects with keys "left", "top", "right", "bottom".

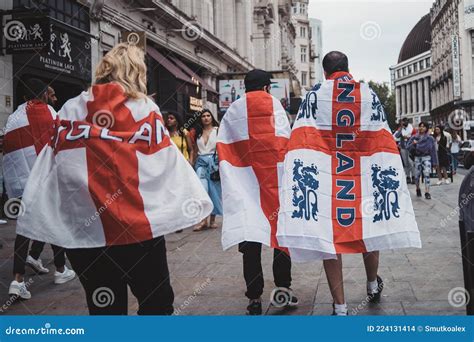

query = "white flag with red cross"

[
  {"left": 3, "top": 100, "right": 57, "bottom": 199},
  {"left": 277, "top": 73, "right": 421, "bottom": 261},
  {"left": 17, "top": 83, "right": 213, "bottom": 248},
  {"left": 217, "top": 91, "right": 290, "bottom": 251}
]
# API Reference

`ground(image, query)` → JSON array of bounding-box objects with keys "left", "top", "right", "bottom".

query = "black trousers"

[
  {"left": 238, "top": 241, "right": 292, "bottom": 300},
  {"left": 13, "top": 235, "right": 65, "bottom": 275},
  {"left": 66, "top": 236, "right": 174, "bottom": 316}
]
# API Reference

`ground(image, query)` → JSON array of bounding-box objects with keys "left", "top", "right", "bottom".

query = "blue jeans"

[
  {"left": 451, "top": 153, "right": 459, "bottom": 172},
  {"left": 195, "top": 154, "right": 223, "bottom": 216}
]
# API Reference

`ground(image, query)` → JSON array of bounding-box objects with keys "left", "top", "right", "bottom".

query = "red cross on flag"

[
  {"left": 3, "top": 100, "right": 57, "bottom": 198},
  {"left": 217, "top": 91, "right": 290, "bottom": 251},
  {"left": 277, "top": 72, "right": 421, "bottom": 261},
  {"left": 17, "top": 83, "right": 213, "bottom": 248}
]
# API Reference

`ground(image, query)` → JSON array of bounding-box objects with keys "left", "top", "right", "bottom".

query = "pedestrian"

[
  {"left": 407, "top": 122, "right": 438, "bottom": 199},
  {"left": 393, "top": 118, "right": 416, "bottom": 184},
  {"left": 276, "top": 51, "right": 421, "bottom": 316},
  {"left": 217, "top": 69, "right": 298, "bottom": 315},
  {"left": 5, "top": 78, "right": 76, "bottom": 300},
  {"left": 450, "top": 130, "right": 462, "bottom": 174},
  {"left": 47, "top": 86, "right": 58, "bottom": 108},
  {"left": 193, "top": 109, "right": 222, "bottom": 231},
  {"left": 165, "top": 111, "right": 194, "bottom": 165},
  {"left": 434, "top": 125, "right": 450, "bottom": 185},
  {"left": 15, "top": 43, "right": 213, "bottom": 315}
]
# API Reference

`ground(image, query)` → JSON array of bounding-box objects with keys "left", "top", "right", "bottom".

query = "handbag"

[{"left": 210, "top": 150, "right": 220, "bottom": 182}]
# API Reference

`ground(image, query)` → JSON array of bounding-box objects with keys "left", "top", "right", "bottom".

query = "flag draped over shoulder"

[
  {"left": 17, "top": 83, "right": 213, "bottom": 248},
  {"left": 3, "top": 100, "right": 57, "bottom": 198},
  {"left": 217, "top": 91, "right": 290, "bottom": 250},
  {"left": 277, "top": 72, "right": 421, "bottom": 261}
]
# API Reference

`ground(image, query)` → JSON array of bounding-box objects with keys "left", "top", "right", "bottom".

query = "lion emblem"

[
  {"left": 291, "top": 159, "right": 319, "bottom": 221},
  {"left": 371, "top": 164, "right": 400, "bottom": 222},
  {"left": 370, "top": 88, "right": 387, "bottom": 122}
]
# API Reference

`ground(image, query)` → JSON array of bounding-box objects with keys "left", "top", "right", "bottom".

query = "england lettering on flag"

[
  {"left": 217, "top": 90, "right": 290, "bottom": 251},
  {"left": 17, "top": 83, "right": 213, "bottom": 248},
  {"left": 3, "top": 100, "right": 57, "bottom": 198},
  {"left": 277, "top": 73, "right": 421, "bottom": 261}
]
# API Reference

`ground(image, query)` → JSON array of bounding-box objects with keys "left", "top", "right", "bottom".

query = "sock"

[
  {"left": 367, "top": 279, "right": 379, "bottom": 293},
  {"left": 334, "top": 303, "right": 347, "bottom": 315}
]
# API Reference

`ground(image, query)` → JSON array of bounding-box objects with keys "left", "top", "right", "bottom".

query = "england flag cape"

[
  {"left": 3, "top": 101, "right": 57, "bottom": 198},
  {"left": 276, "top": 72, "right": 421, "bottom": 261},
  {"left": 217, "top": 91, "right": 290, "bottom": 250},
  {"left": 17, "top": 83, "right": 213, "bottom": 248}
]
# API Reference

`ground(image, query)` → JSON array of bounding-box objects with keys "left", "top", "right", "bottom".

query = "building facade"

[
  {"left": 291, "top": 0, "right": 316, "bottom": 93},
  {"left": 0, "top": 0, "right": 310, "bottom": 128},
  {"left": 309, "top": 17, "right": 324, "bottom": 84},
  {"left": 390, "top": 14, "right": 432, "bottom": 125}
]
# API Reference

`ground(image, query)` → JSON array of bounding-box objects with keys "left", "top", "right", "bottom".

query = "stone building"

[
  {"left": 390, "top": 14, "right": 432, "bottom": 125},
  {"left": 0, "top": 0, "right": 313, "bottom": 127}
]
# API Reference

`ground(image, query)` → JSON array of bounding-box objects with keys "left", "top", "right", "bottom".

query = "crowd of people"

[
  {"left": 0, "top": 43, "right": 470, "bottom": 318},
  {"left": 393, "top": 117, "right": 465, "bottom": 200}
]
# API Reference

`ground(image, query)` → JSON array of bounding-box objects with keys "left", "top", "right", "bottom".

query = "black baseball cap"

[{"left": 244, "top": 69, "right": 276, "bottom": 92}]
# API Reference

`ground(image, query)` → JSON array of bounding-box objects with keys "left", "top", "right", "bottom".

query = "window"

[
  {"left": 13, "top": 0, "right": 90, "bottom": 31},
  {"left": 301, "top": 72, "right": 307, "bottom": 86},
  {"left": 300, "top": 27, "right": 306, "bottom": 38},
  {"left": 397, "top": 70, "right": 401, "bottom": 78},
  {"left": 293, "top": 5, "right": 298, "bottom": 14},
  {"left": 413, "top": 63, "right": 418, "bottom": 72},
  {"left": 419, "top": 60, "right": 424, "bottom": 70},
  {"left": 426, "top": 58, "right": 431, "bottom": 67},
  {"left": 300, "top": 3, "right": 306, "bottom": 14},
  {"left": 471, "top": 31, "right": 474, "bottom": 56},
  {"left": 301, "top": 46, "right": 307, "bottom": 63}
]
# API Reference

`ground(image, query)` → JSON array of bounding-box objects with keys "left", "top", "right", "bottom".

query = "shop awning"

[
  {"left": 170, "top": 56, "right": 218, "bottom": 94},
  {"left": 146, "top": 46, "right": 193, "bottom": 84}
]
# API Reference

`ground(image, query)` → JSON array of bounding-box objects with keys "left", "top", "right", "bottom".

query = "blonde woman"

[{"left": 16, "top": 44, "right": 213, "bottom": 315}]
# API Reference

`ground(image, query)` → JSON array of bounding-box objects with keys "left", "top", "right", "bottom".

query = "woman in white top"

[
  {"left": 450, "top": 130, "right": 462, "bottom": 174},
  {"left": 193, "top": 109, "right": 223, "bottom": 231}
]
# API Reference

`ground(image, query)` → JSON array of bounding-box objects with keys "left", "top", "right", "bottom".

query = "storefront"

[
  {"left": 6, "top": 0, "right": 92, "bottom": 109},
  {"left": 146, "top": 45, "right": 218, "bottom": 123}
]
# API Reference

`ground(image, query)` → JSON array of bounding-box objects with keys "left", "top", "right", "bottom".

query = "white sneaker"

[
  {"left": 26, "top": 255, "right": 49, "bottom": 274},
  {"left": 0, "top": 219, "right": 7, "bottom": 224},
  {"left": 54, "top": 266, "right": 76, "bottom": 284},
  {"left": 8, "top": 280, "right": 31, "bottom": 300},
  {"left": 436, "top": 180, "right": 444, "bottom": 186},
  {"left": 445, "top": 179, "right": 451, "bottom": 184}
]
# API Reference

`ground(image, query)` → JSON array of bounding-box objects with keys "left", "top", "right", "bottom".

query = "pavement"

[{"left": 0, "top": 169, "right": 469, "bottom": 316}]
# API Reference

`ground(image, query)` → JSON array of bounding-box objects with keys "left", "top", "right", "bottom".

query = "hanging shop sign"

[
  {"left": 190, "top": 96, "right": 203, "bottom": 112},
  {"left": 13, "top": 21, "right": 92, "bottom": 81},
  {"left": 4, "top": 16, "right": 50, "bottom": 54}
]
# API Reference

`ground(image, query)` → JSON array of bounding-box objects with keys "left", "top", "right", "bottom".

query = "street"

[{"left": 0, "top": 169, "right": 468, "bottom": 316}]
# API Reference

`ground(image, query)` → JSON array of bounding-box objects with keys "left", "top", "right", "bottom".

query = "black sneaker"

[
  {"left": 287, "top": 291, "right": 299, "bottom": 307},
  {"left": 425, "top": 193, "right": 431, "bottom": 200},
  {"left": 367, "top": 276, "right": 384, "bottom": 303},
  {"left": 416, "top": 189, "right": 422, "bottom": 197},
  {"left": 247, "top": 298, "right": 262, "bottom": 315}
]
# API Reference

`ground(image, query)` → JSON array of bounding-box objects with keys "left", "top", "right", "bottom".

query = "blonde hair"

[{"left": 94, "top": 43, "right": 147, "bottom": 99}]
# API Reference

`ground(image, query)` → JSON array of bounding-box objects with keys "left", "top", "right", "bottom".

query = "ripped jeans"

[{"left": 414, "top": 155, "right": 432, "bottom": 192}]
